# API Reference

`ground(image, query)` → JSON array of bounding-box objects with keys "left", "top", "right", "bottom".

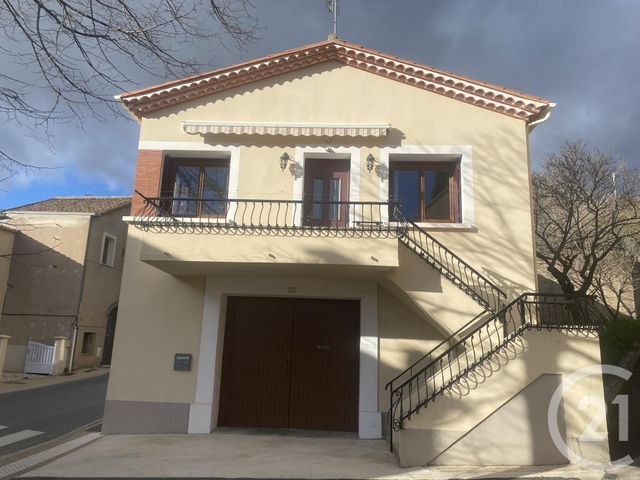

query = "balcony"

[{"left": 130, "top": 194, "right": 400, "bottom": 276}]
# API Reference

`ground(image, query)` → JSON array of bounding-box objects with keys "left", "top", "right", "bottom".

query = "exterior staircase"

[
  {"left": 392, "top": 207, "right": 506, "bottom": 314},
  {"left": 386, "top": 207, "right": 606, "bottom": 460}
]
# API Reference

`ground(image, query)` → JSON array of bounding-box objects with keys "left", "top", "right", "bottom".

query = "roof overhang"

[
  {"left": 3, "top": 211, "right": 95, "bottom": 217},
  {"left": 119, "top": 39, "right": 553, "bottom": 123},
  {"left": 182, "top": 120, "right": 391, "bottom": 137},
  {"left": 0, "top": 222, "right": 17, "bottom": 233}
]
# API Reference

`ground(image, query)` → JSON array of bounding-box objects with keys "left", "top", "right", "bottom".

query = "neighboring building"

[
  {"left": 0, "top": 196, "right": 130, "bottom": 372},
  {"left": 0, "top": 224, "right": 16, "bottom": 313},
  {"left": 104, "top": 39, "right": 609, "bottom": 467}
]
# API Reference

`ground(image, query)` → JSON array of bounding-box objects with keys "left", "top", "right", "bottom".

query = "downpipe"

[{"left": 68, "top": 322, "right": 78, "bottom": 372}]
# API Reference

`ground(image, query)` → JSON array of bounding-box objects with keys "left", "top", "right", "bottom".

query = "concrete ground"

[
  {"left": 0, "top": 368, "right": 108, "bottom": 394},
  {"left": 23, "top": 430, "right": 640, "bottom": 479}
]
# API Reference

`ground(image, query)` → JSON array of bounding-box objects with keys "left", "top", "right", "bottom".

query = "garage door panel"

[
  {"left": 289, "top": 299, "right": 360, "bottom": 432},
  {"left": 218, "top": 297, "right": 359, "bottom": 432},
  {"left": 288, "top": 303, "right": 325, "bottom": 431},
  {"left": 218, "top": 297, "right": 293, "bottom": 428}
]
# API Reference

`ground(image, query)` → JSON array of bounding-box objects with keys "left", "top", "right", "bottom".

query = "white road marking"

[
  {"left": 0, "top": 425, "right": 6, "bottom": 430},
  {"left": 0, "top": 432, "right": 101, "bottom": 478},
  {"left": 0, "top": 429, "right": 43, "bottom": 448}
]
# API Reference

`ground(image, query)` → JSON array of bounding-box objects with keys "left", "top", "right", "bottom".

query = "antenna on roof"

[{"left": 327, "top": 0, "right": 338, "bottom": 39}]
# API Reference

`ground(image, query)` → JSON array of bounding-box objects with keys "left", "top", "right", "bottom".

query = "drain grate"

[{"left": 2, "top": 380, "right": 27, "bottom": 384}]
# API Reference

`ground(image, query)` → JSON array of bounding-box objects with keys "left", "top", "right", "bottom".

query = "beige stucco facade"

[
  {"left": 0, "top": 206, "right": 128, "bottom": 372},
  {"left": 105, "top": 51, "right": 608, "bottom": 467},
  {"left": 137, "top": 61, "right": 537, "bottom": 295}
]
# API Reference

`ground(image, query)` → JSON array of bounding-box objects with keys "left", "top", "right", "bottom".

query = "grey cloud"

[{"left": 2, "top": 0, "right": 638, "bottom": 206}]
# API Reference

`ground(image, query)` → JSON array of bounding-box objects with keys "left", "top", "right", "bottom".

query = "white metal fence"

[{"left": 24, "top": 340, "right": 56, "bottom": 375}]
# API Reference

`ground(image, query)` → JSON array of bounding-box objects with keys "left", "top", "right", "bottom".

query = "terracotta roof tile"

[
  {"left": 0, "top": 223, "right": 17, "bottom": 233},
  {"left": 7, "top": 196, "right": 131, "bottom": 215},
  {"left": 118, "top": 38, "right": 554, "bottom": 122}
]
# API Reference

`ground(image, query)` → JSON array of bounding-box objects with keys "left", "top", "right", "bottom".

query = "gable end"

[{"left": 120, "top": 40, "right": 552, "bottom": 122}]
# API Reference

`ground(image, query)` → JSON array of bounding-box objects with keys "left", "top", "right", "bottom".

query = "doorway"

[
  {"left": 101, "top": 305, "right": 118, "bottom": 366},
  {"left": 303, "top": 159, "right": 350, "bottom": 227},
  {"left": 217, "top": 297, "right": 360, "bottom": 432}
]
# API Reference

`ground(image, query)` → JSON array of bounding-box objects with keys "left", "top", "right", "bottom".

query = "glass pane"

[
  {"left": 392, "top": 169, "right": 420, "bottom": 221},
  {"left": 312, "top": 178, "right": 323, "bottom": 220},
  {"left": 172, "top": 166, "right": 200, "bottom": 216},
  {"left": 425, "top": 170, "right": 451, "bottom": 220},
  {"left": 329, "top": 178, "right": 341, "bottom": 220},
  {"left": 201, "top": 166, "right": 229, "bottom": 215}
]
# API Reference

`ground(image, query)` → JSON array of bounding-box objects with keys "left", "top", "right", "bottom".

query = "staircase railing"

[
  {"left": 392, "top": 206, "right": 506, "bottom": 312},
  {"left": 385, "top": 293, "right": 605, "bottom": 449}
]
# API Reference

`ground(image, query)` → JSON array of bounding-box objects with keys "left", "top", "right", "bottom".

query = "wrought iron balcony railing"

[
  {"left": 385, "top": 293, "right": 605, "bottom": 449},
  {"left": 132, "top": 191, "right": 397, "bottom": 235}
]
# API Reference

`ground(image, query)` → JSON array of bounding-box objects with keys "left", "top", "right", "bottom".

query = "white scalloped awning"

[{"left": 182, "top": 121, "right": 390, "bottom": 137}]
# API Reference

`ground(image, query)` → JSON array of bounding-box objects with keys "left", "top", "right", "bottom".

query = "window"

[
  {"left": 100, "top": 234, "right": 117, "bottom": 266},
  {"left": 161, "top": 157, "right": 230, "bottom": 216},
  {"left": 389, "top": 160, "right": 461, "bottom": 223},
  {"left": 81, "top": 332, "right": 96, "bottom": 354}
]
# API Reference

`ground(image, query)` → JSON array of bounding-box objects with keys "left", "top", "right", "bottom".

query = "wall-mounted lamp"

[
  {"left": 280, "top": 152, "right": 290, "bottom": 172},
  {"left": 366, "top": 153, "right": 375, "bottom": 172}
]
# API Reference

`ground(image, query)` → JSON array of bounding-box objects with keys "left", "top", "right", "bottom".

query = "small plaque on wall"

[{"left": 174, "top": 353, "right": 192, "bottom": 371}]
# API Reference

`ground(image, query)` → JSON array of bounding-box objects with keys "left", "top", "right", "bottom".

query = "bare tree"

[
  {"left": 533, "top": 140, "right": 640, "bottom": 319},
  {"left": 592, "top": 238, "right": 640, "bottom": 319},
  {"left": 0, "top": 0, "right": 258, "bottom": 177}
]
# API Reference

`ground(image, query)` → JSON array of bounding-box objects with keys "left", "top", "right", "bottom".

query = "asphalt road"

[{"left": 0, "top": 373, "right": 108, "bottom": 458}]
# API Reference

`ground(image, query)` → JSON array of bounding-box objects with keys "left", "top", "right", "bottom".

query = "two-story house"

[
  {"left": 104, "top": 39, "right": 609, "bottom": 467},
  {"left": 1, "top": 196, "right": 130, "bottom": 372}
]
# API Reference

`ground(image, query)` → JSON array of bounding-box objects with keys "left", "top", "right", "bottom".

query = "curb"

[
  {"left": 0, "top": 419, "right": 103, "bottom": 479},
  {"left": 0, "top": 370, "right": 109, "bottom": 396},
  {"left": 0, "top": 432, "right": 101, "bottom": 479}
]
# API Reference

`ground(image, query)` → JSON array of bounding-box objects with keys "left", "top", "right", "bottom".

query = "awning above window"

[{"left": 182, "top": 121, "right": 391, "bottom": 137}]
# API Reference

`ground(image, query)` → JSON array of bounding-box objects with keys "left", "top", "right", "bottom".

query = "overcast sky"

[{"left": 2, "top": 0, "right": 638, "bottom": 209}]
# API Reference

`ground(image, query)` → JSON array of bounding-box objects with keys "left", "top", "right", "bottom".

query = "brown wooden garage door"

[{"left": 218, "top": 297, "right": 360, "bottom": 432}]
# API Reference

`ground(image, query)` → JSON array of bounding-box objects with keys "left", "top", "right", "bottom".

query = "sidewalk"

[
  {"left": 22, "top": 431, "right": 640, "bottom": 479},
  {"left": 0, "top": 368, "right": 108, "bottom": 394}
]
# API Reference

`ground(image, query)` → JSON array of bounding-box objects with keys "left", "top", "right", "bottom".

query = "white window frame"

[
  {"left": 379, "top": 145, "right": 475, "bottom": 229},
  {"left": 100, "top": 233, "right": 118, "bottom": 267}
]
